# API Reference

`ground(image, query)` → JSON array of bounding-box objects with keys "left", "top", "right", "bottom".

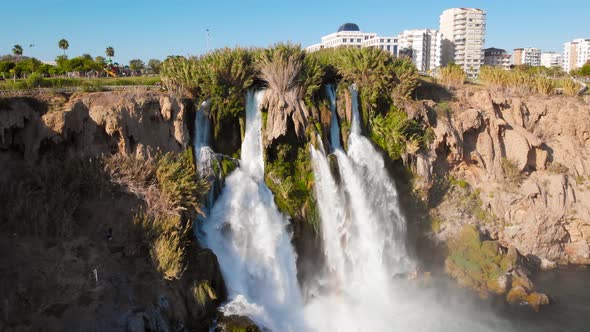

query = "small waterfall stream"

[
  {"left": 326, "top": 84, "right": 341, "bottom": 151},
  {"left": 199, "top": 90, "right": 305, "bottom": 331}
]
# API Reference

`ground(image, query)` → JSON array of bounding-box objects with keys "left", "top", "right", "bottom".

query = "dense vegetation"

[
  {"left": 479, "top": 65, "right": 581, "bottom": 96},
  {"left": 160, "top": 44, "right": 421, "bottom": 227}
]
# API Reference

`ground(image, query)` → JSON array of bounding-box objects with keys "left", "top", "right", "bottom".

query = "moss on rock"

[{"left": 445, "top": 224, "right": 516, "bottom": 297}]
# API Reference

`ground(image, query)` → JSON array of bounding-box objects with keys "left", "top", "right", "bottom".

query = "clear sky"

[{"left": 1, "top": 0, "right": 588, "bottom": 64}]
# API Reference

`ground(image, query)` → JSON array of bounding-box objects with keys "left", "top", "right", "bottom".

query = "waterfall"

[
  {"left": 194, "top": 99, "right": 217, "bottom": 213},
  {"left": 306, "top": 85, "right": 510, "bottom": 331},
  {"left": 305, "top": 86, "right": 423, "bottom": 330},
  {"left": 313, "top": 85, "right": 413, "bottom": 290},
  {"left": 326, "top": 84, "right": 341, "bottom": 151},
  {"left": 199, "top": 90, "right": 305, "bottom": 331}
]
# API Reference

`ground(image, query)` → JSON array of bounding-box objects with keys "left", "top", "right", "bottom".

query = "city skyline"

[{"left": 1, "top": 0, "right": 589, "bottom": 64}]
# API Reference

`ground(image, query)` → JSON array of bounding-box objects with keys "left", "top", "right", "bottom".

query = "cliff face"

[
  {"left": 0, "top": 91, "right": 190, "bottom": 161},
  {"left": 415, "top": 87, "right": 590, "bottom": 266},
  {"left": 0, "top": 91, "right": 224, "bottom": 332}
]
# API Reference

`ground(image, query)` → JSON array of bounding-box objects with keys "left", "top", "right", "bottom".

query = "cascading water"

[
  {"left": 199, "top": 90, "right": 306, "bottom": 331},
  {"left": 326, "top": 84, "right": 341, "bottom": 151},
  {"left": 193, "top": 100, "right": 217, "bottom": 212},
  {"left": 305, "top": 86, "right": 508, "bottom": 331}
]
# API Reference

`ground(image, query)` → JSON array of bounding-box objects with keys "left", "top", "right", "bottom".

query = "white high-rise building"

[
  {"left": 513, "top": 48, "right": 541, "bottom": 66},
  {"left": 540, "top": 52, "right": 564, "bottom": 68},
  {"left": 306, "top": 23, "right": 398, "bottom": 56},
  {"left": 563, "top": 38, "right": 590, "bottom": 73},
  {"left": 439, "top": 8, "right": 486, "bottom": 77},
  {"left": 397, "top": 29, "right": 442, "bottom": 74}
]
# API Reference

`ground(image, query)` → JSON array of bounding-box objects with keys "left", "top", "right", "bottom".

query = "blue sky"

[{"left": 1, "top": 0, "right": 588, "bottom": 64}]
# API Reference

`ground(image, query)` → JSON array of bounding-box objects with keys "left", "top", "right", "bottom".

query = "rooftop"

[{"left": 337, "top": 23, "right": 360, "bottom": 32}]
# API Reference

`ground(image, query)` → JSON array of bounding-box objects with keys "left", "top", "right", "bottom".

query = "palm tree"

[
  {"left": 12, "top": 44, "right": 23, "bottom": 61},
  {"left": 58, "top": 39, "right": 69, "bottom": 56},
  {"left": 105, "top": 46, "right": 115, "bottom": 60}
]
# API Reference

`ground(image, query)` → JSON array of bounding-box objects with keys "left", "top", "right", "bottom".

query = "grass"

[
  {"left": 0, "top": 156, "right": 107, "bottom": 238},
  {"left": 479, "top": 66, "right": 581, "bottom": 96},
  {"left": 0, "top": 76, "right": 160, "bottom": 91},
  {"left": 439, "top": 64, "right": 466, "bottom": 88},
  {"left": 104, "top": 149, "right": 210, "bottom": 280}
]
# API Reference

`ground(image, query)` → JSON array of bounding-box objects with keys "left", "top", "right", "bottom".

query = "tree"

[
  {"left": 148, "top": 59, "right": 161, "bottom": 74},
  {"left": 105, "top": 46, "right": 115, "bottom": 60},
  {"left": 0, "top": 60, "right": 16, "bottom": 78},
  {"left": 58, "top": 39, "right": 69, "bottom": 56},
  {"left": 129, "top": 59, "right": 145, "bottom": 71},
  {"left": 12, "top": 45, "right": 23, "bottom": 61},
  {"left": 580, "top": 63, "right": 590, "bottom": 77},
  {"left": 95, "top": 56, "right": 106, "bottom": 68}
]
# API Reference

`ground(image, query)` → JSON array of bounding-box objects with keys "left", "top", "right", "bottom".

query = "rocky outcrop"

[
  {"left": 444, "top": 225, "right": 549, "bottom": 311},
  {"left": 0, "top": 91, "right": 190, "bottom": 161},
  {"left": 0, "top": 91, "right": 225, "bottom": 331},
  {"left": 417, "top": 87, "right": 590, "bottom": 266}
]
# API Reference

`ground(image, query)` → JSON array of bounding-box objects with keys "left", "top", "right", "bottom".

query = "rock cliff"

[
  {"left": 0, "top": 91, "right": 190, "bottom": 161},
  {"left": 0, "top": 91, "right": 224, "bottom": 332},
  {"left": 414, "top": 87, "right": 590, "bottom": 267}
]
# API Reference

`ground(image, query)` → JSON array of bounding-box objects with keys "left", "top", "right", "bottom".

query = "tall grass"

[
  {"left": 439, "top": 64, "right": 466, "bottom": 88},
  {"left": 104, "top": 149, "right": 210, "bottom": 280},
  {"left": 479, "top": 66, "right": 561, "bottom": 96},
  {"left": 558, "top": 78, "right": 581, "bottom": 96}
]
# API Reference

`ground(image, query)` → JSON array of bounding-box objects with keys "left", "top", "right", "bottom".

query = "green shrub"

[
  {"left": 265, "top": 143, "right": 318, "bottom": 231},
  {"left": 370, "top": 107, "right": 429, "bottom": 159},
  {"left": 156, "top": 149, "right": 210, "bottom": 216},
  {"left": 501, "top": 158, "right": 525, "bottom": 186},
  {"left": 133, "top": 212, "right": 190, "bottom": 280},
  {"left": 26, "top": 72, "right": 45, "bottom": 88}
]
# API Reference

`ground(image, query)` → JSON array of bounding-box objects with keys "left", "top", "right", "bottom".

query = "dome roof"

[{"left": 337, "top": 23, "right": 360, "bottom": 32}]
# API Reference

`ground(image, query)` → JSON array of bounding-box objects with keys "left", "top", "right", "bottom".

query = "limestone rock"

[
  {"left": 426, "top": 87, "right": 590, "bottom": 265},
  {"left": 1, "top": 91, "right": 190, "bottom": 161},
  {"left": 527, "top": 292, "right": 550, "bottom": 312}
]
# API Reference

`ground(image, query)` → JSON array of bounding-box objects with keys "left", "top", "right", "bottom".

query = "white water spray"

[
  {"left": 305, "top": 86, "right": 509, "bottom": 331},
  {"left": 200, "top": 90, "right": 305, "bottom": 331}
]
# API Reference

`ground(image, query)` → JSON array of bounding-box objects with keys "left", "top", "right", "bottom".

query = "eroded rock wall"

[
  {"left": 416, "top": 87, "right": 590, "bottom": 266},
  {"left": 0, "top": 91, "right": 190, "bottom": 161}
]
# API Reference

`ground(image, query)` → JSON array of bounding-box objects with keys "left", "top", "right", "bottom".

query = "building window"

[
  {"left": 357, "top": 38, "right": 361, "bottom": 43},
  {"left": 380, "top": 39, "right": 384, "bottom": 43}
]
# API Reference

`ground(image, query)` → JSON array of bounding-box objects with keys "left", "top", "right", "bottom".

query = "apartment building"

[
  {"left": 563, "top": 38, "right": 590, "bottom": 73},
  {"left": 483, "top": 47, "right": 511, "bottom": 70},
  {"left": 513, "top": 48, "right": 541, "bottom": 66},
  {"left": 439, "top": 8, "right": 486, "bottom": 77},
  {"left": 306, "top": 23, "right": 398, "bottom": 56},
  {"left": 540, "top": 52, "right": 564, "bottom": 68},
  {"left": 397, "top": 29, "right": 442, "bottom": 73}
]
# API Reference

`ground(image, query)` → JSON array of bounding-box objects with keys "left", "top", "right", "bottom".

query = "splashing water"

[{"left": 199, "top": 90, "right": 306, "bottom": 331}]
